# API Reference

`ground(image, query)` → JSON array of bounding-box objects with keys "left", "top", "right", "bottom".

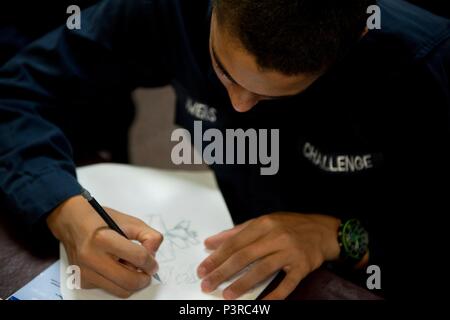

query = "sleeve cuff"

[{"left": 8, "top": 168, "right": 82, "bottom": 230}]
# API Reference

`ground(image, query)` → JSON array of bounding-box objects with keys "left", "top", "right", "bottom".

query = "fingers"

[
  {"left": 82, "top": 252, "right": 151, "bottom": 292},
  {"left": 262, "top": 269, "right": 304, "bottom": 300},
  {"left": 204, "top": 221, "right": 251, "bottom": 250},
  {"left": 122, "top": 218, "right": 164, "bottom": 254},
  {"left": 80, "top": 268, "right": 132, "bottom": 299},
  {"left": 222, "top": 253, "right": 284, "bottom": 300},
  {"left": 58, "top": 204, "right": 163, "bottom": 298},
  {"left": 199, "top": 235, "right": 276, "bottom": 292},
  {"left": 96, "top": 229, "right": 158, "bottom": 275},
  {"left": 198, "top": 219, "right": 266, "bottom": 278}
]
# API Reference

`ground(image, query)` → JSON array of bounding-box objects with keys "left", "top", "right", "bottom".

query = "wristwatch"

[{"left": 337, "top": 219, "right": 369, "bottom": 268}]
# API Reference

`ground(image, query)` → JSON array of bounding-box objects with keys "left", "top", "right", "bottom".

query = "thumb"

[{"left": 124, "top": 221, "right": 164, "bottom": 255}]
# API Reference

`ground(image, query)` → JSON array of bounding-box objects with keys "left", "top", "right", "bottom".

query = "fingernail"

[
  {"left": 197, "top": 266, "right": 207, "bottom": 278},
  {"left": 204, "top": 239, "right": 212, "bottom": 247},
  {"left": 201, "top": 279, "right": 212, "bottom": 292},
  {"left": 223, "top": 288, "right": 237, "bottom": 300}
]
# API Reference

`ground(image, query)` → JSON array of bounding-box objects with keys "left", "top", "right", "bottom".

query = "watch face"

[{"left": 342, "top": 219, "right": 369, "bottom": 260}]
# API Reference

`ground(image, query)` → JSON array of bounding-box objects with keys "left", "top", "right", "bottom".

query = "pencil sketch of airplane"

[{"left": 148, "top": 215, "right": 200, "bottom": 263}]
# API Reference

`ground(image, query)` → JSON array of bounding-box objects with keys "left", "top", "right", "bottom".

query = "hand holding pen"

[
  {"left": 47, "top": 189, "right": 163, "bottom": 298},
  {"left": 81, "top": 188, "right": 161, "bottom": 282}
]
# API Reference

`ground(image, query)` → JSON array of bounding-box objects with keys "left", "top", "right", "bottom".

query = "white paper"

[
  {"left": 60, "top": 164, "right": 274, "bottom": 300},
  {"left": 8, "top": 262, "right": 62, "bottom": 300}
]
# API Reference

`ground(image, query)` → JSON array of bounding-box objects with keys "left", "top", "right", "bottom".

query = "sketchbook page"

[{"left": 60, "top": 164, "right": 274, "bottom": 300}]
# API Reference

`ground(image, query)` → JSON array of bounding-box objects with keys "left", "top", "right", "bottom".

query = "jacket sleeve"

[{"left": 0, "top": 0, "right": 174, "bottom": 230}]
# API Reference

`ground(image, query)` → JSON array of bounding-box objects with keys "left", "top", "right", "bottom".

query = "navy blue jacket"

[{"left": 1, "top": 0, "right": 449, "bottom": 295}]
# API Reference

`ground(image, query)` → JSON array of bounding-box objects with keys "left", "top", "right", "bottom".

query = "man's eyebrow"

[{"left": 211, "top": 45, "right": 299, "bottom": 99}]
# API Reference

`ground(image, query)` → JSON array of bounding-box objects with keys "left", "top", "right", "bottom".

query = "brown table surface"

[{"left": 0, "top": 213, "right": 381, "bottom": 300}]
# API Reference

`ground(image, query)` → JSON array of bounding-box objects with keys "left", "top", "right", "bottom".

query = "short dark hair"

[{"left": 213, "top": 0, "right": 374, "bottom": 75}]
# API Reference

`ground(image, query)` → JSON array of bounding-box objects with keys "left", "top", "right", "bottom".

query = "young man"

[{"left": 0, "top": 0, "right": 449, "bottom": 299}]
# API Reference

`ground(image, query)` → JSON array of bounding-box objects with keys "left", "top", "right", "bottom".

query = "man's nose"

[{"left": 228, "top": 88, "right": 259, "bottom": 112}]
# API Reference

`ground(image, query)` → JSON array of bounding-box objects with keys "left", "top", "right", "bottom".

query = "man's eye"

[
  {"left": 219, "top": 70, "right": 233, "bottom": 84},
  {"left": 213, "top": 62, "right": 234, "bottom": 85},
  {"left": 215, "top": 65, "right": 225, "bottom": 76}
]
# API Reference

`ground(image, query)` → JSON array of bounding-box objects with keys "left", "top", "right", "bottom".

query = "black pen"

[{"left": 81, "top": 188, "right": 161, "bottom": 282}]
